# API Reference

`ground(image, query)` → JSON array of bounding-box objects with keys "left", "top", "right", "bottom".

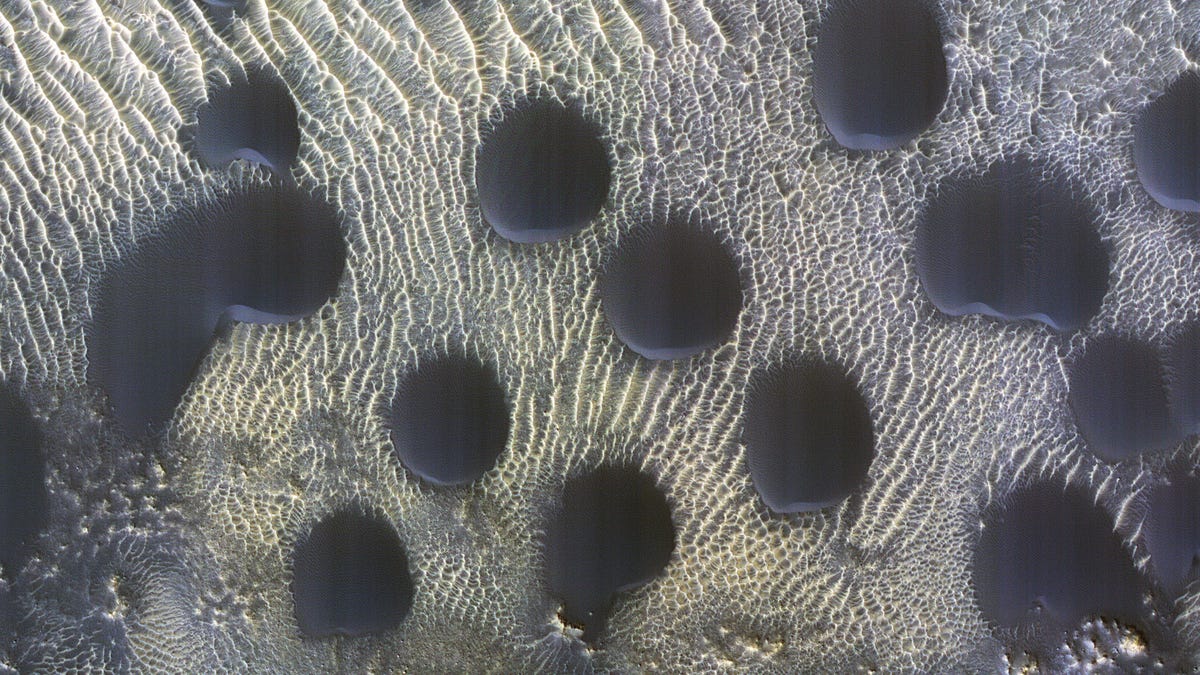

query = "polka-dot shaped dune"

[
  {"left": 475, "top": 99, "right": 612, "bottom": 243},
  {"left": 193, "top": 66, "right": 300, "bottom": 174},
  {"left": 1068, "top": 334, "right": 1178, "bottom": 462},
  {"left": 973, "top": 482, "right": 1145, "bottom": 633},
  {"left": 1165, "top": 323, "right": 1200, "bottom": 437},
  {"left": 291, "top": 509, "right": 415, "bottom": 639},
  {"left": 6, "top": 0, "right": 1200, "bottom": 670},
  {"left": 387, "top": 353, "right": 510, "bottom": 486},
  {"left": 600, "top": 221, "right": 743, "bottom": 360},
  {"left": 1135, "top": 70, "right": 1200, "bottom": 213},
  {"left": 1070, "top": 323, "right": 1200, "bottom": 462},
  {"left": 0, "top": 383, "right": 47, "bottom": 579},
  {"left": 86, "top": 185, "right": 346, "bottom": 433},
  {"left": 914, "top": 157, "right": 1110, "bottom": 332},
  {"left": 1143, "top": 474, "right": 1200, "bottom": 601},
  {"left": 811, "top": 0, "right": 949, "bottom": 150},
  {"left": 542, "top": 466, "right": 675, "bottom": 643},
  {"left": 742, "top": 358, "right": 875, "bottom": 513}
]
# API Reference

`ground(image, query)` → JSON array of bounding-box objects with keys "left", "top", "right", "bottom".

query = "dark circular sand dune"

[
  {"left": 974, "top": 482, "right": 1145, "bottom": 632},
  {"left": 915, "top": 158, "right": 1109, "bottom": 332},
  {"left": 475, "top": 99, "right": 611, "bottom": 243},
  {"left": 87, "top": 185, "right": 345, "bottom": 433},
  {"left": 291, "top": 509, "right": 415, "bottom": 638},
  {"left": 543, "top": 466, "right": 675, "bottom": 642},
  {"left": 812, "top": 0, "right": 949, "bottom": 150},
  {"left": 600, "top": 222, "right": 742, "bottom": 360},
  {"left": 742, "top": 358, "right": 874, "bottom": 513},
  {"left": 1135, "top": 70, "right": 1200, "bottom": 213},
  {"left": 194, "top": 66, "right": 300, "bottom": 174},
  {"left": 388, "top": 354, "right": 510, "bottom": 486}
]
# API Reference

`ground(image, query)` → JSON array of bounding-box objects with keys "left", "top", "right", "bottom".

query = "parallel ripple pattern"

[{"left": 2, "top": 0, "right": 1200, "bottom": 671}]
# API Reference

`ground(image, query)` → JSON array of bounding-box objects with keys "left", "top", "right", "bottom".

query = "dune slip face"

[
  {"left": 5, "top": 0, "right": 1200, "bottom": 671},
  {"left": 914, "top": 157, "right": 1110, "bottom": 332},
  {"left": 86, "top": 185, "right": 346, "bottom": 434},
  {"left": 291, "top": 509, "right": 415, "bottom": 639},
  {"left": 542, "top": 466, "right": 675, "bottom": 643}
]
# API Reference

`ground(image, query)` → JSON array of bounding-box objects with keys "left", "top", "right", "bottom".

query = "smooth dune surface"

[
  {"left": 542, "top": 466, "right": 675, "bottom": 642},
  {"left": 194, "top": 66, "right": 300, "bottom": 174},
  {"left": 0, "top": 383, "right": 46, "bottom": 579},
  {"left": 812, "top": 0, "right": 949, "bottom": 150},
  {"left": 475, "top": 99, "right": 611, "bottom": 243},
  {"left": 291, "top": 510, "right": 415, "bottom": 638},
  {"left": 1069, "top": 334, "right": 1178, "bottom": 462},
  {"left": 1144, "top": 474, "right": 1200, "bottom": 601},
  {"left": 1135, "top": 71, "right": 1200, "bottom": 213},
  {"left": 1070, "top": 324, "right": 1200, "bottom": 462},
  {"left": 86, "top": 185, "right": 345, "bottom": 433},
  {"left": 914, "top": 158, "right": 1109, "bottom": 331},
  {"left": 973, "top": 482, "right": 1145, "bottom": 631},
  {"left": 600, "top": 222, "right": 743, "bottom": 360},
  {"left": 742, "top": 358, "right": 874, "bottom": 513},
  {"left": 387, "top": 354, "right": 510, "bottom": 486}
]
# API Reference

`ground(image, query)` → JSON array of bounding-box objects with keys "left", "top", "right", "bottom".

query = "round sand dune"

[{"left": 2, "top": 0, "right": 1200, "bottom": 671}]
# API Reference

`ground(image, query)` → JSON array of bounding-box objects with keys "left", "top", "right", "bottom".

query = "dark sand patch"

[
  {"left": 543, "top": 466, "right": 675, "bottom": 642},
  {"left": 600, "top": 222, "right": 742, "bottom": 360},
  {"left": 742, "top": 359, "right": 874, "bottom": 513},
  {"left": 0, "top": 384, "right": 47, "bottom": 579},
  {"left": 1135, "top": 70, "right": 1200, "bottom": 213},
  {"left": 1069, "top": 335, "right": 1178, "bottom": 462},
  {"left": 915, "top": 158, "right": 1109, "bottom": 332},
  {"left": 194, "top": 67, "right": 300, "bottom": 174},
  {"left": 1144, "top": 474, "right": 1200, "bottom": 600},
  {"left": 291, "top": 510, "right": 414, "bottom": 639},
  {"left": 811, "top": 0, "right": 948, "bottom": 150},
  {"left": 475, "top": 99, "right": 611, "bottom": 243},
  {"left": 974, "top": 482, "right": 1144, "bottom": 631},
  {"left": 388, "top": 354, "right": 510, "bottom": 486},
  {"left": 87, "top": 185, "right": 345, "bottom": 434}
]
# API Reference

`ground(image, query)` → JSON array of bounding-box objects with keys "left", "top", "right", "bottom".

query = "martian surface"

[{"left": 4, "top": 0, "right": 1200, "bottom": 672}]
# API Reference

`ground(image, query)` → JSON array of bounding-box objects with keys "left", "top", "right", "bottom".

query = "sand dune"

[{"left": 2, "top": 0, "right": 1200, "bottom": 671}]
